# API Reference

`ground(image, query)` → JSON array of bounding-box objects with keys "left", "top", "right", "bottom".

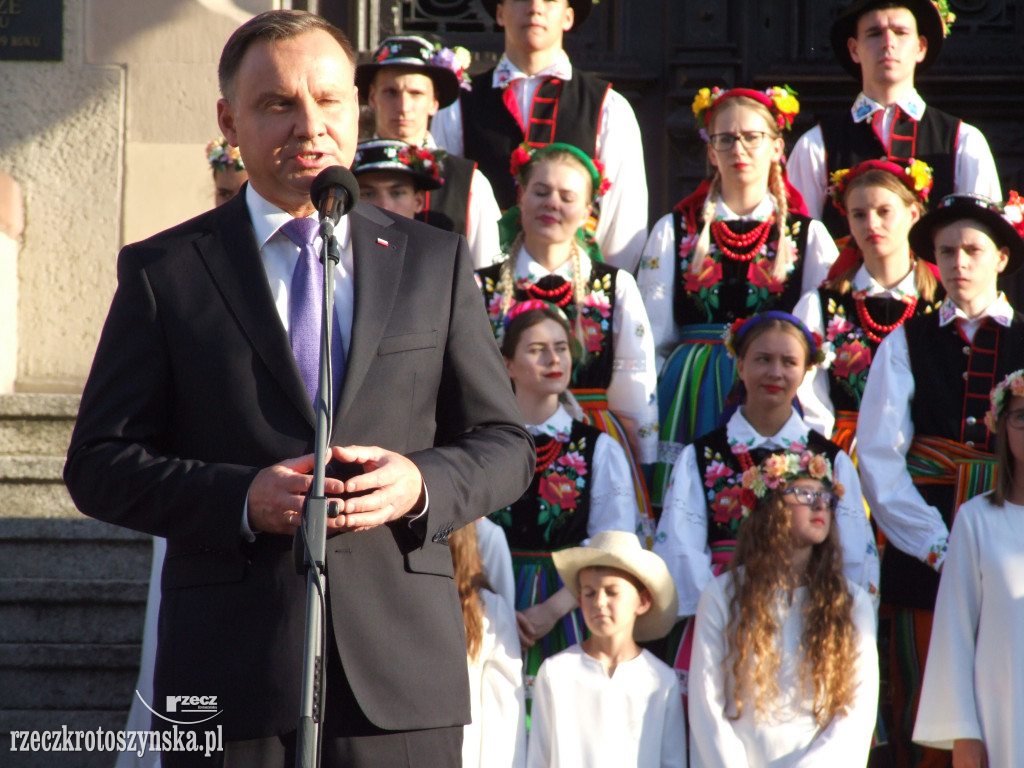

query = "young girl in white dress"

[
  {"left": 688, "top": 449, "right": 878, "bottom": 767},
  {"left": 914, "top": 369, "right": 1024, "bottom": 768}
]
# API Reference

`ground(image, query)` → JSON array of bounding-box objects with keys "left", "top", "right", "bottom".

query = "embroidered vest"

[
  {"left": 879, "top": 313, "right": 1024, "bottom": 610},
  {"left": 819, "top": 106, "right": 960, "bottom": 239},
  {"left": 818, "top": 288, "right": 937, "bottom": 413},
  {"left": 693, "top": 426, "right": 841, "bottom": 556},
  {"left": 461, "top": 69, "right": 610, "bottom": 210},
  {"left": 417, "top": 152, "right": 475, "bottom": 238},
  {"left": 671, "top": 210, "right": 812, "bottom": 326},
  {"left": 477, "top": 260, "right": 619, "bottom": 389},
  {"left": 489, "top": 419, "right": 602, "bottom": 549}
]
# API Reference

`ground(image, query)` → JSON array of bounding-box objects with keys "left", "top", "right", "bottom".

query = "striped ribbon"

[{"left": 906, "top": 434, "right": 998, "bottom": 508}]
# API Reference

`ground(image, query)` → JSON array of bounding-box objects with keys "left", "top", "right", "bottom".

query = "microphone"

[{"left": 310, "top": 166, "right": 359, "bottom": 227}]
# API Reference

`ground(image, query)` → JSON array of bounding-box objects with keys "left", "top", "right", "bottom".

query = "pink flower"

[
  {"left": 583, "top": 291, "right": 612, "bottom": 318},
  {"left": 826, "top": 314, "right": 854, "bottom": 342},
  {"left": 805, "top": 453, "right": 830, "bottom": 480},
  {"left": 704, "top": 460, "right": 735, "bottom": 488},
  {"left": 488, "top": 294, "right": 505, "bottom": 316},
  {"left": 788, "top": 441, "right": 806, "bottom": 453},
  {"left": 557, "top": 451, "right": 587, "bottom": 476}
]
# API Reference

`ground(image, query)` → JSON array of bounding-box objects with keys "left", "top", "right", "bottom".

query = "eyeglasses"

[
  {"left": 782, "top": 487, "right": 839, "bottom": 511},
  {"left": 708, "top": 131, "right": 770, "bottom": 152},
  {"left": 1007, "top": 410, "right": 1024, "bottom": 429}
]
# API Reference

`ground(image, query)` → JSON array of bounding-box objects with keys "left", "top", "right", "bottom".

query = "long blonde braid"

[
  {"left": 688, "top": 172, "right": 722, "bottom": 277},
  {"left": 498, "top": 232, "right": 525, "bottom": 318},
  {"left": 768, "top": 159, "right": 794, "bottom": 282}
]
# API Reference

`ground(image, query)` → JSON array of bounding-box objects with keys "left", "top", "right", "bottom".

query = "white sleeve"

[
  {"left": 687, "top": 577, "right": 753, "bottom": 768},
  {"left": 593, "top": 89, "right": 649, "bottom": 273},
  {"left": 467, "top": 169, "right": 504, "bottom": 269},
  {"left": 792, "top": 291, "right": 835, "bottom": 437},
  {"left": 431, "top": 101, "right": 465, "bottom": 157},
  {"left": 954, "top": 122, "right": 1002, "bottom": 202},
  {"left": 525, "top": 660, "right": 554, "bottom": 768},
  {"left": 480, "top": 591, "right": 528, "bottom": 768},
  {"left": 607, "top": 269, "right": 659, "bottom": 464},
  {"left": 652, "top": 444, "right": 711, "bottom": 617},
  {"left": 637, "top": 213, "right": 680, "bottom": 371},
  {"left": 661, "top": 670, "right": 689, "bottom": 768},
  {"left": 833, "top": 450, "right": 880, "bottom": 605},
  {"left": 787, "top": 125, "right": 828, "bottom": 220},
  {"left": 913, "top": 502, "right": 985, "bottom": 749},
  {"left": 476, "top": 517, "right": 516, "bottom": 612},
  {"left": 587, "top": 432, "right": 644, "bottom": 540},
  {"left": 798, "top": 585, "right": 879, "bottom": 763},
  {"left": 855, "top": 327, "right": 950, "bottom": 569},
  {"left": 801, "top": 219, "right": 839, "bottom": 293}
]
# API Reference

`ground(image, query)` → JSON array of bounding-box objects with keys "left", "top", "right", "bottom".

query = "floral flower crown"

[
  {"left": 509, "top": 142, "right": 611, "bottom": 200},
  {"left": 984, "top": 368, "right": 1024, "bottom": 433},
  {"left": 828, "top": 158, "right": 933, "bottom": 216},
  {"left": 932, "top": 0, "right": 956, "bottom": 37},
  {"left": 428, "top": 44, "right": 473, "bottom": 89},
  {"left": 739, "top": 449, "right": 844, "bottom": 515},
  {"left": 205, "top": 137, "right": 244, "bottom": 172},
  {"left": 496, "top": 298, "right": 575, "bottom": 352},
  {"left": 691, "top": 85, "right": 799, "bottom": 141},
  {"left": 723, "top": 311, "right": 826, "bottom": 364}
]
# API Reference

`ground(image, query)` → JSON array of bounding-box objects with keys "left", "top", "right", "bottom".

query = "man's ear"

[
  {"left": 217, "top": 99, "right": 238, "bottom": 146},
  {"left": 413, "top": 190, "right": 426, "bottom": 215}
]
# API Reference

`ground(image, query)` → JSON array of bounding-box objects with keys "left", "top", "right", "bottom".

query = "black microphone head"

[{"left": 311, "top": 166, "right": 359, "bottom": 223}]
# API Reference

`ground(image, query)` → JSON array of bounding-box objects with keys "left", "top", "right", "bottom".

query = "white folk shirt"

[
  {"left": 431, "top": 52, "right": 649, "bottom": 274},
  {"left": 654, "top": 408, "right": 879, "bottom": 616},
  {"left": 637, "top": 194, "right": 837, "bottom": 371},
  {"left": 511, "top": 248, "right": 659, "bottom": 464},
  {"left": 855, "top": 294, "right": 1015, "bottom": 571},
  {"left": 792, "top": 264, "right": 923, "bottom": 438},
  {"left": 788, "top": 90, "right": 1002, "bottom": 221},
  {"left": 689, "top": 572, "right": 878, "bottom": 768}
]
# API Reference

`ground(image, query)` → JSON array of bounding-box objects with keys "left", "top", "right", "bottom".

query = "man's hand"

[
  {"left": 329, "top": 445, "right": 426, "bottom": 532},
  {"left": 247, "top": 453, "right": 347, "bottom": 534},
  {"left": 953, "top": 739, "right": 987, "bottom": 768}
]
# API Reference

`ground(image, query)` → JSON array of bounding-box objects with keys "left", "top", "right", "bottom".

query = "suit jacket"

[{"left": 64, "top": 191, "right": 534, "bottom": 739}]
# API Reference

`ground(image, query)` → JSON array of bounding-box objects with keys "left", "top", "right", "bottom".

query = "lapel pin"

[{"left": 377, "top": 238, "right": 389, "bottom": 247}]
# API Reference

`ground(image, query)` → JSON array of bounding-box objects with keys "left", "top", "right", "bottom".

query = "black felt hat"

[
  {"left": 480, "top": 0, "right": 591, "bottom": 28},
  {"left": 351, "top": 140, "right": 444, "bottom": 191},
  {"left": 830, "top": 0, "right": 945, "bottom": 80},
  {"left": 356, "top": 35, "right": 462, "bottom": 109},
  {"left": 909, "top": 194, "right": 1024, "bottom": 274}
]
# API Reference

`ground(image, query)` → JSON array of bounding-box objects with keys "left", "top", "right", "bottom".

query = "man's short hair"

[{"left": 218, "top": 10, "right": 356, "bottom": 99}]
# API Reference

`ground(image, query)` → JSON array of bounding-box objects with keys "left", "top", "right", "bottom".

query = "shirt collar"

[
  {"left": 246, "top": 183, "right": 351, "bottom": 250},
  {"left": 526, "top": 404, "right": 573, "bottom": 438},
  {"left": 714, "top": 194, "right": 777, "bottom": 223},
  {"left": 727, "top": 407, "right": 809, "bottom": 451},
  {"left": 515, "top": 243, "right": 593, "bottom": 284},
  {"left": 850, "top": 90, "right": 926, "bottom": 123},
  {"left": 492, "top": 51, "right": 573, "bottom": 89},
  {"left": 937, "top": 293, "right": 1014, "bottom": 328},
  {"left": 851, "top": 264, "right": 920, "bottom": 299}
]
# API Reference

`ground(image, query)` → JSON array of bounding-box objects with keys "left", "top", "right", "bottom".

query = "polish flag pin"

[{"left": 377, "top": 238, "right": 389, "bottom": 246}]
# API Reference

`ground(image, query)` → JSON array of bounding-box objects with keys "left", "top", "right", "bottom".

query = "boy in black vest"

[
  {"left": 356, "top": 35, "right": 502, "bottom": 267},
  {"left": 430, "top": 0, "right": 648, "bottom": 273},
  {"left": 788, "top": 0, "right": 1000, "bottom": 241},
  {"left": 857, "top": 193, "right": 1024, "bottom": 767}
]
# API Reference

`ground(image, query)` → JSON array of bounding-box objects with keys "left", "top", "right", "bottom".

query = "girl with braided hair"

[
  {"left": 477, "top": 142, "right": 658, "bottom": 545},
  {"left": 636, "top": 86, "right": 837, "bottom": 508},
  {"left": 688, "top": 447, "right": 878, "bottom": 767}
]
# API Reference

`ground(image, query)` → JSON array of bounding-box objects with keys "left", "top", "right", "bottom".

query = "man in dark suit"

[{"left": 63, "top": 10, "right": 533, "bottom": 767}]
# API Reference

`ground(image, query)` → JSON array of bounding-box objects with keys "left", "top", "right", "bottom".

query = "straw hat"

[{"left": 553, "top": 531, "right": 678, "bottom": 642}]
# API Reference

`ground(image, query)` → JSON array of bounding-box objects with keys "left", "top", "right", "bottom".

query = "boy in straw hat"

[
  {"left": 527, "top": 531, "right": 685, "bottom": 768},
  {"left": 856, "top": 191, "right": 1024, "bottom": 766},
  {"left": 788, "top": 0, "right": 1000, "bottom": 242}
]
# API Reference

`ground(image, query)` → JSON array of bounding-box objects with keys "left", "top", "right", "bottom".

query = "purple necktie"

[{"left": 280, "top": 217, "right": 324, "bottom": 404}]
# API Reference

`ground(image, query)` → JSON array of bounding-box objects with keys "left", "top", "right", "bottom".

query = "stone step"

[
  {"left": 0, "top": 393, "right": 79, "bottom": 457},
  {"left": 0, "top": 518, "right": 152, "bottom": 580},
  {"left": 0, "top": 455, "right": 78, "bottom": 518},
  {"left": 0, "top": 643, "right": 142, "bottom": 709}
]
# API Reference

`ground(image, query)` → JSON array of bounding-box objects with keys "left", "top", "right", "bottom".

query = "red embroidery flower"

[
  {"left": 712, "top": 486, "right": 746, "bottom": 523},
  {"left": 539, "top": 474, "right": 579, "bottom": 510},
  {"left": 580, "top": 316, "right": 605, "bottom": 353},
  {"left": 684, "top": 259, "right": 722, "bottom": 293},
  {"left": 832, "top": 340, "right": 871, "bottom": 379},
  {"left": 748, "top": 257, "right": 785, "bottom": 293}
]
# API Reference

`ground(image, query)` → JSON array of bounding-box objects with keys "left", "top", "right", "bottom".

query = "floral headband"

[
  {"left": 509, "top": 142, "right": 611, "bottom": 201},
  {"left": 206, "top": 137, "right": 244, "bottom": 172},
  {"left": 984, "top": 368, "right": 1024, "bottom": 432},
  {"left": 739, "top": 449, "right": 844, "bottom": 515},
  {"left": 724, "top": 311, "right": 825, "bottom": 364},
  {"left": 828, "top": 158, "right": 933, "bottom": 215},
  {"left": 496, "top": 298, "right": 575, "bottom": 350},
  {"left": 691, "top": 85, "right": 799, "bottom": 141}
]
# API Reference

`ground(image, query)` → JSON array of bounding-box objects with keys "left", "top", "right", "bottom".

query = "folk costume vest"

[
  {"left": 819, "top": 106, "right": 959, "bottom": 238},
  {"left": 489, "top": 419, "right": 602, "bottom": 550},
  {"left": 461, "top": 69, "right": 610, "bottom": 210},
  {"left": 478, "top": 260, "right": 619, "bottom": 389},
  {"left": 883, "top": 313, "right": 1024, "bottom": 609},
  {"left": 417, "top": 152, "right": 475, "bottom": 238}
]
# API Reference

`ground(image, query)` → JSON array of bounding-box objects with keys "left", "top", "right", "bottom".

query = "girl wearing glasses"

[
  {"left": 653, "top": 312, "right": 877, "bottom": 702},
  {"left": 637, "top": 86, "right": 837, "bottom": 508},
  {"left": 914, "top": 370, "right": 1024, "bottom": 768},
  {"left": 793, "top": 158, "right": 944, "bottom": 447},
  {"left": 688, "top": 447, "right": 878, "bottom": 767}
]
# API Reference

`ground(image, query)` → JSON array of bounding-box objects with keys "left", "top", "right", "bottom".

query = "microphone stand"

[{"left": 295, "top": 215, "right": 342, "bottom": 768}]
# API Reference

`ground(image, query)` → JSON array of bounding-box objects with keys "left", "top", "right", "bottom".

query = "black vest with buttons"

[
  {"left": 880, "top": 311, "right": 1024, "bottom": 609},
  {"left": 417, "top": 152, "right": 475, "bottom": 238}
]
